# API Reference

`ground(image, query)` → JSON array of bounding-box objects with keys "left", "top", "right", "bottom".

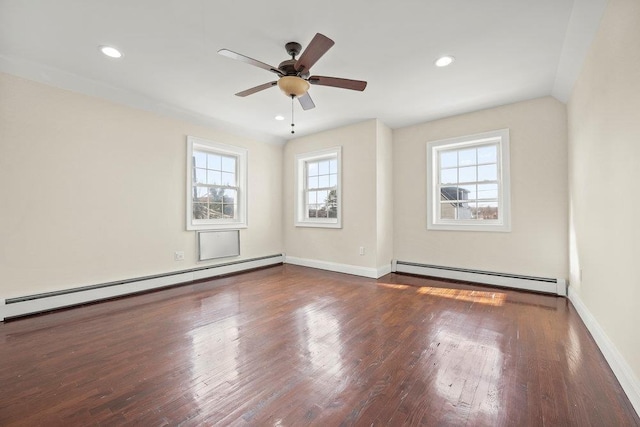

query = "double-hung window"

[
  {"left": 295, "top": 147, "right": 342, "bottom": 228},
  {"left": 187, "top": 136, "right": 247, "bottom": 230},
  {"left": 427, "top": 129, "right": 511, "bottom": 232}
]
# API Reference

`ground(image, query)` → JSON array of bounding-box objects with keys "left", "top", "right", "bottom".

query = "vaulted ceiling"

[{"left": 0, "top": 0, "right": 606, "bottom": 143}]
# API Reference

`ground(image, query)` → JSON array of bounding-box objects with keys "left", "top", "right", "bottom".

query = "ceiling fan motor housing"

[{"left": 285, "top": 42, "right": 302, "bottom": 58}]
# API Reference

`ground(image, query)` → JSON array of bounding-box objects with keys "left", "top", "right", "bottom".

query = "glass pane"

[
  {"left": 193, "top": 203, "right": 208, "bottom": 219},
  {"left": 208, "top": 154, "right": 221, "bottom": 170},
  {"left": 478, "top": 145, "right": 497, "bottom": 164},
  {"left": 329, "top": 159, "right": 337, "bottom": 173},
  {"left": 317, "top": 208, "right": 328, "bottom": 218},
  {"left": 208, "top": 188, "right": 224, "bottom": 202},
  {"left": 307, "top": 191, "right": 318, "bottom": 205},
  {"left": 478, "top": 164, "right": 497, "bottom": 182},
  {"left": 209, "top": 203, "right": 223, "bottom": 219},
  {"left": 195, "top": 168, "right": 207, "bottom": 184},
  {"left": 440, "top": 202, "right": 456, "bottom": 220},
  {"left": 441, "top": 186, "right": 461, "bottom": 202},
  {"left": 318, "top": 175, "right": 329, "bottom": 188},
  {"left": 440, "top": 151, "right": 457, "bottom": 168},
  {"left": 221, "top": 156, "right": 236, "bottom": 173},
  {"left": 440, "top": 169, "right": 457, "bottom": 185},
  {"left": 207, "top": 170, "right": 221, "bottom": 185},
  {"left": 193, "top": 151, "right": 207, "bottom": 168},
  {"left": 308, "top": 204, "right": 318, "bottom": 218},
  {"left": 328, "top": 207, "right": 337, "bottom": 218},
  {"left": 223, "top": 189, "right": 236, "bottom": 204},
  {"left": 195, "top": 186, "right": 208, "bottom": 198},
  {"left": 308, "top": 176, "right": 319, "bottom": 189},
  {"left": 222, "top": 204, "right": 235, "bottom": 218},
  {"left": 458, "top": 148, "right": 476, "bottom": 167},
  {"left": 326, "top": 189, "right": 337, "bottom": 204},
  {"left": 317, "top": 190, "right": 328, "bottom": 204},
  {"left": 329, "top": 174, "right": 337, "bottom": 187},
  {"left": 477, "top": 183, "right": 498, "bottom": 200},
  {"left": 459, "top": 166, "right": 476, "bottom": 183},
  {"left": 476, "top": 201, "right": 499, "bottom": 220},
  {"left": 221, "top": 172, "right": 235, "bottom": 186},
  {"left": 307, "top": 161, "right": 318, "bottom": 177},
  {"left": 459, "top": 185, "right": 476, "bottom": 200},
  {"left": 319, "top": 160, "right": 330, "bottom": 175}
]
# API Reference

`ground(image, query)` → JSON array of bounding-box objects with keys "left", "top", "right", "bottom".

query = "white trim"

[
  {"left": 187, "top": 136, "right": 248, "bottom": 230},
  {"left": 285, "top": 256, "right": 380, "bottom": 279},
  {"left": 0, "top": 255, "right": 283, "bottom": 321},
  {"left": 568, "top": 288, "right": 640, "bottom": 415},
  {"left": 427, "top": 129, "right": 511, "bottom": 232},
  {"left": 294, "top": 147, "right": 342, "bottom": 228},
  {"left": 394, "top": 262, "right": 566, "bottom": 295},
  {"left": 377, "top": 263, "right": 393, "bottom": 278}
]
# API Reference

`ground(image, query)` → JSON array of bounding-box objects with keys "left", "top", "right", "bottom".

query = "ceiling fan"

[{"left": 218, "top": 33, "right": 367, "bottom": 112}]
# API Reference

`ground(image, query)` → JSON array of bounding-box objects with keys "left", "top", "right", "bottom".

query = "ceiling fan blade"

[
  {"left": 298, "top": 92, "right": 316, "bottom": 110},
  {"left": 295, "top": 33, "right": 335, "bottom": 73},
  {"left": 235, "top": 81, "right": 278, "bottom": 97},
  {"left": 218, "top": 49, "right": 283, "bottom": 76},
  {"left": 308, "top": 75, "right": 367, "bottom": 91}
]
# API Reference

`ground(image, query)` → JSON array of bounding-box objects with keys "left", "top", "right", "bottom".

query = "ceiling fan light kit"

[
  {"left": 277, "top": 76, "right": 310, "bottom": 97},
  {"left": 218, "top": 33, "right": 367, "bottom": 134}
]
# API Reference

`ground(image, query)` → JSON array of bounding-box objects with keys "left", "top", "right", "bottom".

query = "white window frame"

[
  {"left": 426, "top": 129, "right": 511, "bottom": 232},
  {"left": 187, "top": 136, "right": 247, "bottom": 230},
  {"left": 295, "top": 147, "right": 342, "bottom": 228}
]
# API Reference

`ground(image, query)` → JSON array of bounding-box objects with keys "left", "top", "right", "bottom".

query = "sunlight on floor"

[{"left": 378, "top": 283, "right": 506, "bottom": 306}]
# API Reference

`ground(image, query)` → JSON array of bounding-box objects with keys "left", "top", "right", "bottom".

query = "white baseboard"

[
  {"left": 568, "top": 288, "right": 640, "bottom": 415},
  {"left": 394, "top": 261, "right": 567, "bottom": 296},
  {"left": 285, "top": 256, "right": 390, "bottom": 279},
  {"left": 377, "top": 263, "right": 392, "bottom": 278},
  {"left": 1, "top": 255, "right": 283, "bottom": 321}
]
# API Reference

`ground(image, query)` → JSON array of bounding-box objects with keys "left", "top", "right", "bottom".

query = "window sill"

[
  {"left": 427, "top": 222, "right": 510, "bottom": 232},
  {"left": 295, "top": 220, "right": 342, "bottom": 229}
]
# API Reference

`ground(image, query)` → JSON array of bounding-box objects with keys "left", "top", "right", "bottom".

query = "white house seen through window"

[{"left": 427, "top": 129, "right": 510, "bottom": 232}]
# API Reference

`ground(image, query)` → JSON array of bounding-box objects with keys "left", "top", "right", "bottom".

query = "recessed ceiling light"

[
  {"left": 435, "top": 56, "right": 455, "bottom": 67},
  {"left": 275, "top": 115, "right": 285, "bottom": 121},
  {"left": 99, "top": 45, "right": 123, "bottom": 59}
]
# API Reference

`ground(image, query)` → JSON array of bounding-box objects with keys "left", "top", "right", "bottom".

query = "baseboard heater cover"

[
  {"left": 393, "top": 261, "right": 567, "bottom": 296},
  {"left": 1, "top": 254, "right": 284, "bottom": 321}
]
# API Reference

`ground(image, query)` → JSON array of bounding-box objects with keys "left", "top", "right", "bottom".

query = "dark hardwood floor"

[{"left": 0, "top": 264, "right": 638, "bottom": 426}]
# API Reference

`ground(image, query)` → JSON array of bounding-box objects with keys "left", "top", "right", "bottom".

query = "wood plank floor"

[{"left": 1, "top": 264, "right": 638, "bottom": 426}]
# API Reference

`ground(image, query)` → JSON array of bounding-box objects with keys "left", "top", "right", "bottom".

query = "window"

[
  {"left": 187, "top": 136, "right": 247, "bottom": 230},
  {"left": 427, "top": 129, "right": 511, "bottom": 232},
  {"left": 295, "top": 147, "right": 342, "bottom": 228}
]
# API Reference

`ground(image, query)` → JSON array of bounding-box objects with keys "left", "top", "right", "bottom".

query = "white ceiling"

[{"left": 0, "top": 0, "right": 606, "bottom": 144}]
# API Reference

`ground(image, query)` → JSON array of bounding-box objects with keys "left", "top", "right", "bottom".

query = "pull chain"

[{"left": 290, "top": 95, "right": 295, "bottom": 134}]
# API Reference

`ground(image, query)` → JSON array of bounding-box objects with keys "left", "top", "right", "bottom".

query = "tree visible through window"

[
  {"left": 192, "top": 152, "right": 238, "bottom": 220},
  {"left": 295, "top": 147, "right": 342, "bottom": 228},
  {"left": 187, "top": 136, "right": 247, "bottom": 230},
  {"left": 306, "top": 158, "right": 338, "bottom": 219}
]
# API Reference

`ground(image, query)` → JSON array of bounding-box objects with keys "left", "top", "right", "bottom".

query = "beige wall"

[
  {"left": 376, "top": 120, "right": 393, "bottom": 270},
  {"left": 283, "top": 120, "right": 379, "bottom": 269},
  {"left": 393, "top": 97, "right": 568, "bottom": 279},
  {"left": 568, "top": 0, "right": 640, "bottom": 380},
  {"left": 0, "top": 73, "right": 283, "bottom": 299}
]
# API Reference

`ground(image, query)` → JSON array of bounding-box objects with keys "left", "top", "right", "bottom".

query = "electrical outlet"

[
  {"left": 359, "top": 246, "right": 365, "bottom": 256},
  {"left": 174, "top": 251, "right": 185, "bottom": 261}
]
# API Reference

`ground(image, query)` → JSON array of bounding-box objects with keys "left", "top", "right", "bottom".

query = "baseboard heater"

[
  {"left": 1, "top": 254, "right": 284, "bottom": 321},
  {"left": 393, "top": 260, "right": 567, "bottom": 296}
]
